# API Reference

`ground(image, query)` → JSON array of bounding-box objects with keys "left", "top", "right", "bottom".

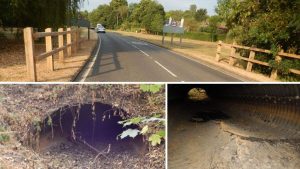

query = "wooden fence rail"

[
  {"left": 215, "top": 41, "right": 300, "bottom": 80},
  {"left": 23, "top": 27, "right": 81, "bottom": 81}
]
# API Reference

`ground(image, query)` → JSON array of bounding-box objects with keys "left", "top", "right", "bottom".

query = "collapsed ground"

[{"left": 168, "top": 91, "right": 300, "bottom": 169}]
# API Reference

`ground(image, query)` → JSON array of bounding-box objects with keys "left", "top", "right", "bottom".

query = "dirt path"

[{"left": 168, "top": 101, "right": 300, "bottom": 169}]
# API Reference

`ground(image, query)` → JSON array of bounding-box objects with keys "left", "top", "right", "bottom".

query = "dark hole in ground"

[
  {"left": 190, "top": 109, "right": 230, "bottom": 123},
  {"left": 39, "top": 102, "right": 147, "bottom": 156},
  {"left": 185, "top": 91, "right": 230, "bottom": 123}
]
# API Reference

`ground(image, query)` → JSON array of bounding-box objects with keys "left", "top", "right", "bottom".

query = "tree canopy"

[
  {"left": 217, "top": 0, "right": 300, "bottom": 54},
  {"left": 0, "top": 0, "right": 84, "bottom": 28},
  {"left": 89, "top": 0, "right": 165, "bottom": 33}
]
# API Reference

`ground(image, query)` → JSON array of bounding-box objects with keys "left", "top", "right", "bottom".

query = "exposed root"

[{"left": 77, "top": 136, "right": 110, "bottom": 160}]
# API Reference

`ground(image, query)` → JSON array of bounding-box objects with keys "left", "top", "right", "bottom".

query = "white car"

[{"left": 96, "top": 26, "right": 106, "bottom": 33}]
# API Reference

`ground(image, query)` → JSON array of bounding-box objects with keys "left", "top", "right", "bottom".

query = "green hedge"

[{"left": 173, "top": 31, "right": 227, "bottom": 42}]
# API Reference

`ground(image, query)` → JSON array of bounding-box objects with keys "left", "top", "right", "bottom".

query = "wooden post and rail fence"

[
  {"left": 215, "top": 41, "right": 300, "bottom": 80},
  {"left": 23, "top": 27, "right": 82, "bottom": 82}
]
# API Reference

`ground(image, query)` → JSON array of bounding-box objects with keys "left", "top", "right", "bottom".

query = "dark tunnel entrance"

[{"left": 38, "top": 102, "right": 146, "bottom": 156}]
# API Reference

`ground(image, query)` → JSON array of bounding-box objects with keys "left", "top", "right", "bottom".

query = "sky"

[{"left": 81, "top": 0, "right": 218, "bottom": 16}]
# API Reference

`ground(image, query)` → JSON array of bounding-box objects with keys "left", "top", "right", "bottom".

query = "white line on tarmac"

[
  {"left": 79, "top": 34, "right": 102, "bottom": 82},
  {"left": 154, "top": 60, "right": 178, "bottom": 78},
  {"left": 131, "top": 44, "right": 151, "bottom": 57},
  {"left": 139, "top": 49, "right": 150, "bottom": 57}
]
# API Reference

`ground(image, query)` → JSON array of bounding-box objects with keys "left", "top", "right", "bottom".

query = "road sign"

[
  {"left": 162, "top": 17, "right": 185, "bottom": 45},
  {"left": 70, "top": 19, "right": 91, "bottom": 40},
  {"left": 70, "top": 19, "right": 90, "bottom": 28}
]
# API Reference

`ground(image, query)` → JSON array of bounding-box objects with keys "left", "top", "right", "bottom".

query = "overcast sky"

[{"left": 81, "top": 0, "right": 218, "bottom": 16}]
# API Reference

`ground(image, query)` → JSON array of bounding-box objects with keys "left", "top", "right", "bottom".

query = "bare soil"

[
  {"left": 168, "top": 101, "right": 300, "bottom": 169},
  {"left": 0, "top": 138, "right": 164, "bottom": 169}
]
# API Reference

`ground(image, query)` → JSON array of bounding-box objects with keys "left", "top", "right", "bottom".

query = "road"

[{"left": 76, "top": 32, "right": 246, "bottom": 82}]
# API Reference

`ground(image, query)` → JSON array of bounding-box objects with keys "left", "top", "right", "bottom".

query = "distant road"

[{"left": 75, "top": 32, "right": 246, "bottom": 82}]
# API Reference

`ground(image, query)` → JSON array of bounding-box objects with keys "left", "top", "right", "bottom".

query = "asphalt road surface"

[{"left": 76, "top": 32, "right": 246, "bottom": 82}]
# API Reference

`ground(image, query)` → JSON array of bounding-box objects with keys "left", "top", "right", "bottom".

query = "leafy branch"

[
  {"left": 117, "top": 114, "right": 165, "bottom": 146},
  {"left": 140, "top": 84, "right": 164, "bottom": 93}
]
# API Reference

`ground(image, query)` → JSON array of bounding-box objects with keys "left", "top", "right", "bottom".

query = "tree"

[
  {"left": 117, "top": 6, "right": 128, "bottom": 21},
  {"left": 190, "top": 4, "right": 197, "bottom": 15},
  {"left": 131, "top": 0, "right": 165, "bottom": 32},
  {"left": 166, "top": 10, "right": 184, "bottom": 21},
  {"left": 79, "top": 10, "right": 89, "bottom": 20},
  {"left": 217, "top": 0, "right": 300, "bottom": 53},
  {"left": 195, "top": 9, "right": 208, "bottom": 22},
  {"left": 150, "top": 13, "right": 165, "bottom": 34},
  {"left": 110, "top": 0, "right": 128, "bottom": 28},
  {"left": 208, "top": 15, "right": 220, "bottom": 41},
  {"left": 89, "top": 5, "right": 114, "bottom": 28},
  {"left": 110, "top": 0, "right": 128, "bottom": 10},
  {"left": 0, "top": 0, "right": 85, "bottom": 28}
]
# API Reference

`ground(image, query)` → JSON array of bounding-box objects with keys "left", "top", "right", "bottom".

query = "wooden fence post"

[
  {"left": 88, "top": 27, "right": 90, "bottom": 40},
  {"left": 246, "top": 46, "right": 256, "bottom": 72},
  {"left": 23, "top": 27, "right": 37, "bottom": 82},
  {"left": 171, "top": 33, "right": 174, "bottom": 46},
  {"left": 215, "top": 40, "right": 222, "bottom": 62},
  {"left": 229, "top": 42, "right": 237, "bottom": 66},
  {"left": 270, "top": 50, "right": 283, "bottom": 79},
  {"left": 76, "top": 28, "right": 80, "bottom": 50},
  {"left": 180, "top": 34, "right": 183, "bottom": 45},
  {"left": 67, "top": 28, "right": 72, "bottom": 57},
  {"left": 45, "top": 28, "right": 54, "bottom": 71},
  {"left": 73, "top": 29, "right": 77, "bottom": 53},
  {"left": 162, "top": 33, "right": 165, "bottom": 44},
  {"left": 58, "top": 28, "right": 64, "bottom": 62}
]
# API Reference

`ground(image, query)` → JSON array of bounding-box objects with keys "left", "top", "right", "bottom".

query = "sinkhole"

[{"left": 37, "top": 102, "right": 146, "bottom": 156}]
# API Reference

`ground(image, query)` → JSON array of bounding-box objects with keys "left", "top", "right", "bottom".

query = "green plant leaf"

[
  {"left": 130, "top": 117, "right": 143, "bottom": 124},
  {"left": 149, "top": 134, "right": 162, "bottom": 146},
  {"left": 140, "top": 84, "right": 163, "bottom": 93},
  {"left": 123, "top": 121, "right": 133, "bottom": 127},
  {"left": 157, "top": 130, "right": 165, "bottom": 139},
  {"left": 142, "top": 117, "right": 165, "bottom": 123},
  {"left": 119, "top": 129, "right": 140, "bottom": 139},
  {"left": 140, "top": 125, "right": 149, "bottom": 135}
]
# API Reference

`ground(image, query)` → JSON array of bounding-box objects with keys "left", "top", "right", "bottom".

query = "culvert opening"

[
  {"left": 38, "top": 102, "right": 146, "bottom": 156},
  {"left": 184, "top": 88, "right": 230, "bottom": 123},
  {"left": 187, "top": 88, "right": 209, "bottom": 101}
]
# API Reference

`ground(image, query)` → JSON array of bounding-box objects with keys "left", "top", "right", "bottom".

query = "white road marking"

[
  {"left": 139, "top": 49, "right": 150, "bottom": 57},
  {"left": 78, "top": 34, "right": 102, "bottom": 82},
  {"left": 154, "top": 60, "right": 178, "bottom": 78},
  {"left": 132, "top": 44, "right": 151, "bottom": 57},
  {"left": 142, "top": 41, "right": 246, "bottom": 81},
  {"left": 132, "top": 41, "right": 148, "bottom": 45}
]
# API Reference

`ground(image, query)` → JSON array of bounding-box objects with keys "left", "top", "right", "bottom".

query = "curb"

[{"left": 71, "top": 35, "right": 100, "bottom": 82}]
